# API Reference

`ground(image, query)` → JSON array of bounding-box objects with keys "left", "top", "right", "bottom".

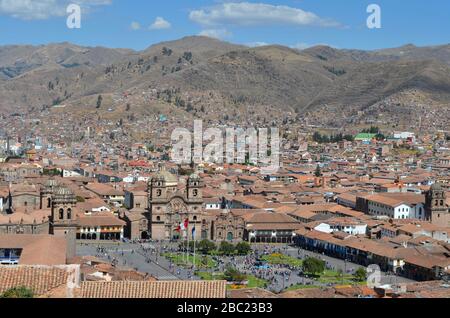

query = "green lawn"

[
  {"left": 196, "top": 271, "right": 225, "bottom": 281},
  {"left": 162, "top": 253, "right": 217, "bottom": 269},
  {"left": 196, "top": 271, "right": 268, "bottom": 289},
  {"left": 246, "top": 275, "right": 269, "bottom": 288},
  {"left": 285, "top": 284, "right": 318, "bottom": 291},
  {"left": 316, "top": 270, "right": 361, "bottom": 285},
  {"left": 260, "top": 253, "right": 303, "bottom": 267}
]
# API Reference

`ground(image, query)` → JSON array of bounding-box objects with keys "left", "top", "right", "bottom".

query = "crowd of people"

[{"left": 83, "top": 241, "right": 357, "bottom": 292}]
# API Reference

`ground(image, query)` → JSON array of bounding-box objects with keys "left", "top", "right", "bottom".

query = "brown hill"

[{"left": 0, "top": 37, "right": 449, "bottom": 128}]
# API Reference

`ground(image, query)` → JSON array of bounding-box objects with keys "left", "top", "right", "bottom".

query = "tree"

[
  {"left": 96, "top": 95, "right": 103, "bottom": 109},
  {"left": 42, "top": 168, "right": 61, "bottom": 176},
  {"left": 224, "top": 267, "right": 247, "bottom": 283},
  {"left": 302, "top": 257, "right": 325, "bottom": 276},
  {"left": 197, "top": 240, "right": 216, "bottom": 255},
  {"left": 315, "top": 165, "right": 322, "bottom": 178},
  {"left": 1, "top": 287, "right": 34, "bottom": 298},
  {"left": 219, "top": 241, "right": 235, "bottom": 256},
  {"left": 235, "top": 242, "right": 252, "bottom": 255},
  {"left": 354, "top": 267, "right": 367, "bottom": 282}
]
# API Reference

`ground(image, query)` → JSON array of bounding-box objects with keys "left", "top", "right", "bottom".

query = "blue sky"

[{"left": 0, "top": 0, "right": 449, "bottom": 51}]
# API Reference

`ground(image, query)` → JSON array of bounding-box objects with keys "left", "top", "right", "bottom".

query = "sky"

[{"left": 0, "top": 0, "right": 449, "bottom": 51}]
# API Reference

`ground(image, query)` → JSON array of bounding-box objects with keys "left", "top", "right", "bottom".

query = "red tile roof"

[{"left": 77, "top": 280, "right": 227, "bottom": 298}]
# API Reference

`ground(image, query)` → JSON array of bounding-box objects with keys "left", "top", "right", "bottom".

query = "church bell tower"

[
  {"left": 425, "top": 183, "right": 449, "bottom": 227},
  {"left": 51, "top": 186, "right": 77, "bottom": 260}
]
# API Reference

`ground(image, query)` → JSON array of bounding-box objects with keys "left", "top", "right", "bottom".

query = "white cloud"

[
  {"left": 190, "top": 2, "right": 340, "bottom": 28},
  {"left": 0, "top": 0, "right": 111, "bottom": 20},
  {"left": 246, "top": 42, "right": 269, "bottom": 47},
  {"left": 290, "top": 43, "right": 312, "bottom": 50},
  {"left": 198, "top": 29, "right": 232, "bottom": 40},
  {"left": 130, "top": 21, "right": 141, "bottom": 30},
  {"left": 290, "top": 42, "right": 337, "bottom": 50},
  {"left": 149, "top": 16, "right": 171, "bottom": 30}
]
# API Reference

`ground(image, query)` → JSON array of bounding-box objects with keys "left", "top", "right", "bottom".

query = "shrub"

[{"left": 1, "top": 287, "right": 34, "bottom": 298}]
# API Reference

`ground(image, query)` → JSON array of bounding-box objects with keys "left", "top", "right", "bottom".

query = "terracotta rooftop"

[
  {"left": 77, "top": 213, "right": 126, "bottom": 227},
  {"left": 0, "top": 235, "right": 67, "bottom": 265},
  {"left": 0, "top": 266, "right": 72, "bottom": 296},
  {"left": 76, "top": 280, "right": 227, "bottom": 298}
]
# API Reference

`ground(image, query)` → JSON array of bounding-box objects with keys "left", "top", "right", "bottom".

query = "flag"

[
  {"left": 175, "top": 224, "right": 181, "bottom": 233},
  {"left": 184, "top": 218, "right": 189, "bottom": 230},
  {"left": 192, "top": 226, "right": 196, "bottom": 238}
]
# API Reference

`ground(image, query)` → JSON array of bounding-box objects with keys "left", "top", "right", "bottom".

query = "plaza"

[{"left": 76, "top": 241, "right": 415, "bottom": 293}]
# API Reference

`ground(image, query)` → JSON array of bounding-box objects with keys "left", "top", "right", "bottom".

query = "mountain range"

[{"left": 1, "top": 36, "right": 449, "bottom": 129}]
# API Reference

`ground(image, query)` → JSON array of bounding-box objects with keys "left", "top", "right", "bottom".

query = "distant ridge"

[{"left": 0, "top": 36, "right": 449, "bottom": 129}]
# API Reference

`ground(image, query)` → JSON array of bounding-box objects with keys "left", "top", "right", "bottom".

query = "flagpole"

[
  {"left": 186, "top": 220, "right": 189, "bottom": 266},
  {"left": 193, "top": 229, "right": 196, "bottom": 279}
]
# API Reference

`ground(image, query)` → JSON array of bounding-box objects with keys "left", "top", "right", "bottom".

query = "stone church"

[
  {"left": 0, "top": 179, "right": 78, "bottom": 258},
  {"left": 122, "top": 169, "right": 248, "bottom": 242},
  {"left": 124, "top": 169, "right": 204, "bottom": 241}
]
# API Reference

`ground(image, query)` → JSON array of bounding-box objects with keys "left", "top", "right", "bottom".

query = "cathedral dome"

[
  {"left": 152, "top": 170, "right": 178, "bottom": 186},
  {"left": 430, "top": 183, "right": 443, "bottom": 191},
  {"left": 189, "top": 172, "right": 200, "bottom": 180},
  {"left": 55, "top": 186, "right": 74, "bottom": 196}
]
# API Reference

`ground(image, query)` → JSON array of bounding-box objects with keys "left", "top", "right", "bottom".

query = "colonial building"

[
  {"left": 1, "top": 179, "right": 125, "bottom": 253},
  {"left": 425, "top": 183, "right": 450, "bottom": 227},
  {"left": 122, "top": 170, "right": 204, "bottom": 240},
  {"left": 201, "top": 210, "right": 246, "bottom": 242},
  {"left": 149, "top": 170, "right": 204, "bottom": 240}
]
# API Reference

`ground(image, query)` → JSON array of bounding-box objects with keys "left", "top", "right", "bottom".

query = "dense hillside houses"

[{"left": 0, "top": 110, "right": 449, "bottom": 298}]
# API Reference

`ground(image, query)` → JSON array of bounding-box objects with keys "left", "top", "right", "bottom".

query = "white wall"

[
  {"left": 205, "top": 203, "right": 221, "bottom": 210},
  {"left": 315, "top": 223, "right": 367, "bottom": 235},
  {"left": 369, "top": 201, "right": 412, "bottom": 219},
  {"left": 63, "top": 170, "right": 81, "bottom": 178},
  {"left": 394, "top": 204, "right": 411, "bottom": 219}
]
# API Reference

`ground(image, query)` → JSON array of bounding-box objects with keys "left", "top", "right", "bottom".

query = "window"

[
  {"left": 193, "top": 216, "right": 197, "bottom": 221},
  {"left": 156, "top": 216, "right": 161, "bottom": 221},
  {"left": 67, "top": 209, "right": 72, "bottom": 220},
  {"left": 193, "top": 189, "right": 198, "bottom": 197},
  {"left": 157, "top": 189, "right": 162, "bottom": 197},
  {"left": 59, "top": 208, "right": 64, "bottom": 220}
]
